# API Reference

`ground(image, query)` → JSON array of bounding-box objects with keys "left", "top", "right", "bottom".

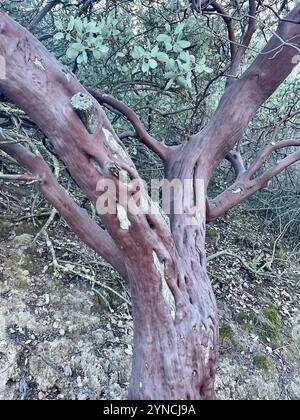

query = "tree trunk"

[
  {"left": 2, "top": 5, "right": 300, "bottom": 400},
  {"left": 124, "top": 194, "right": 218, "bottom": 399},
  {"left": 127, "top": 251, "right": 218, "bottom": 400}
]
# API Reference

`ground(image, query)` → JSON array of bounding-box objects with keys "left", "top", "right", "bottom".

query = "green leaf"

[
  {"left": 132, "top": 65, "right": 140, "bottom": 75},
  {"left": 93, "top": 50, "right": 102, "bottom": 60},
  {"left": 175, "top": 24, "right": 184, "bottom": 36},
  {"left": 156, "top": 52, "right": 169, "bottom": 62},
  {"left": 179, "top": 51, "right": 195, "bottom": 63},
  {"left": 67, "top": 17, "right": 75, "bottom": 31},
  {"left": 98, "top": 45, "right": 109, "bottom": 54},
  {"left": 151, "top": 46, "right": 159, "bottom": 56},
  {"left": 157, "top": 34, "right": 172, "bottom": 43},
  {"left": 148, "top": 59, "right": 158, "bottom": 69},
  {"left": 142, "top": 62, "right": 150, "bottom": 73},
  {"left": 86, "top": 20, "right": 97, "bottom": 33},
  {"left": 176, "top": 76, "right": 188, "bottom": 89},
  {"left": 186, "top": 73, "right": 192, "bottom": 88},
  {"left": 195, "top": 59, "right": 213, "bottom": 74},
  {"left": 180, "top": 62, "right": 191, "bottom": 72},
  {"left": 131, "top": 46, "right": 146, "bottom": 59},
  {"left": 71, "top": 42, "right": 83, "bottom": 52},
  {"left": 66, "top": 47, "right": 79, "bottom": 60},
  {"left": 55, "top": 19, "right": 63, "bottom": 30},
  {"left": 165, "top": 78, "right": 175, "bottom": 91},
  {"left": 195, "top": 64, "right": 204, "bottom": 74},
  {"left": 54, "top": 32, "right": 64, "bottom": 40},
  {"left": 121, "top": 65, "right": 129, "bottom": 73},
  {"left": 165, "top": 42, "right": 173, "bottom": 52},
  {"left": 77, "top": 51, "right": 88, "bottom": 64},
  {"left": 177, "top": 40, "right": 191, "bottom": 49},
  {"left": 165, "top": 58, "right": 177, "bottom": 72},
  {"left": 74, "top": 18, "right": 83, "bottom": 33},
  {"left": 165, "top": 71, "right": 177, "bottom": 79},
  {"left": 86, "top": 36, "right": 96, "bottom": 47},
  {"left": 82, "top": 50, "right": 88, "bottom": 63},
  {"left": 204, "top": 65, "right": 213, "bottom": 74}
]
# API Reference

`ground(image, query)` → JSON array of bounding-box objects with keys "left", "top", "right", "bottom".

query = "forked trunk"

[{"left": 4, "top": 4, "right": 300, "bottom": 400}]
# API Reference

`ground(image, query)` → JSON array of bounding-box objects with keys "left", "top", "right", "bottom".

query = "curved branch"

[
  {"left": 263, "top": 3, "right": 300, "bottom": 24},
  {"left": 228, "top": 0, "right": 257, "bottom": 80},
  {"left": 225, "top": 150, "right": 246, "bottom": 179},
  {"left": 271, "top": 109, "right": 300, "bottom": 142},
  {"left": 88, "top": 88, "right": 169, "bottom": 161},
  {"left": 207, "top": 139, "right": 300, "bottom": 222},
  {"left": 211, "top": 1, "right": 237, "bottom": 61},
  {"left": 247, "top": 138, "right": 300, "bottom": 178},
  {"left": 0, "top": 132, "right": 127, "bottom": 279},
  {"left": 28, "top": 0, "right": 61, "bottom": 32}
]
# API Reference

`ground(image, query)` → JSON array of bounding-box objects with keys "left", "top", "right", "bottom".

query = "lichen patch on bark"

[
  {"left": 202, "top": 328, "right": 214, "bottom": 365},
  {"left": 32, "top": 58, "right": 45, "bottom": 71},
  {"left": 103, "top": 128, "right": 130, "bottom": 162}
]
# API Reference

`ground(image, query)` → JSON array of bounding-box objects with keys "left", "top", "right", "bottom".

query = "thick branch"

[
  {"left": 0, "top": 134, "right": 127, "bottom": 279},
  {"left": 207, "top": 139, "right": 300, "bottom": 222},
  {"left": 0, "top": 12, "right": 175, "bottom": 282},
  {"left": 88, "top": 88, "right": 169, "bottom": 161},
  {"left": 225, "top": 150, "right": 246, "bottom": 179},
  {"left": 191, "top": 3, "right": 300, "bottom": 182}
]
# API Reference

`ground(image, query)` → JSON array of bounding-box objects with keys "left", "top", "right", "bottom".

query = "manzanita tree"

[{"left": 1, "top": 0, "right": 300, "bottom": 400}]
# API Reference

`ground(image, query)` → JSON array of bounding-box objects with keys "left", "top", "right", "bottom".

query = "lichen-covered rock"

[
  {"left": 0, "top": 230, "right": 299, "bottom": 400},
  {"left": 216, "top": 358, "right": 280, "bottom": 400}
]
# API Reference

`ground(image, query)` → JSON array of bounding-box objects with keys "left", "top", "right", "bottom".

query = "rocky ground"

[{"left": 0, "top": 185, "right": 299, "bottom": 400}]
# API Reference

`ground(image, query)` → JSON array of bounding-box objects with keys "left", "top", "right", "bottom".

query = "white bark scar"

[
  {"left": 117, "top": 204, "right": 131, "bottom": 230},
  {"left": 103, "top": 128, "right": 130, "bottom": 162},
  {"left": 153, "top": 251, "right": 176, "bottom": 320}
]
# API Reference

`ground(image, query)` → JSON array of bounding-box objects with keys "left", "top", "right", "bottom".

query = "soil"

[{"left": 0, "top": 186, "right": 299, "bottom": 400}]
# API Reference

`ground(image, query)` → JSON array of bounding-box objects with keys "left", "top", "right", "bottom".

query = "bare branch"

[
  {"left": 0, "top": 173, "right": 36, "bottom": 182},
  {"left": 247, "top": 138, "right": 300, "bottom": 178},
  {"left": 88, "top": 88, "right": 169, "bottom": 160},
  {"left": 263, "top": 3, "right": 300, "bottom": 24},
  {"left": 271, "top": 109, "right": 300, "bottom": 142},
  {"left": 191, "top": 3, "right": 300, "bottom": 181},
  {"left": 229, "top": 0, "right": 257, "bottom": 80},
  {"left": 210, "top": 1, "right": 237, "bottom": 61},
  {"left": 207, "top": 139, "right": 300, "bottom": 222},
  {"left": 28, "top": 0, "right": 61, "bottom": 32},
  {"left": 0, "top": 135, "right": 127, "bottom": 279}
]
